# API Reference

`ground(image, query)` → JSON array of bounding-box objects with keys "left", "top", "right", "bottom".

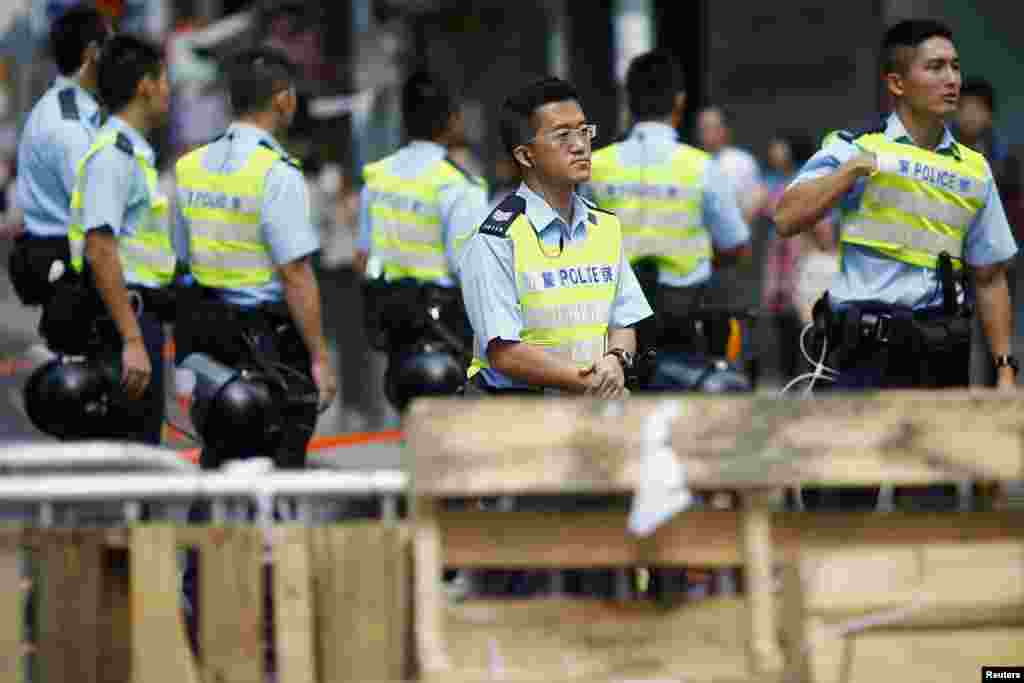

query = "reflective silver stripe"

[
  {"left": 121, "top": 241, "right": 176, "bottom": 271},
  {"left": 373, "top": 219, "right": 443, "bottom": 246},
  {"left": 623, "top": 233, "right": 711, "bottom": 258},
  {"left": 178, "top": 189, "right": 262, "bottom": 214},
  {"left": 540, "top": 336, "right": 606, "bottom": 364},
  {"left": 864, "top": 185, "right": 976, "bottom": 229},
  {"left": 191, "top": 248, "right": 275, "bottom": 271},
  {"left": 875, "top": 153, "right": 988, "bottom": 200},
  {"left": 187, "top": 218, "right": 263, "bottom": 244},
  {"left": 523, "top": 301, "right": 612, "bottom": 330},
  {"left": 374, "top": 247, "right": 447, "bottom": 272},
  {"left": 843, "top": 219, "right": 963, "bottom": 259},
  {"left": 612, "top": 207, "right": 698, "bottom": 229}
]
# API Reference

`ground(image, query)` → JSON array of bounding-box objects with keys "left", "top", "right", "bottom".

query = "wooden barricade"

[
  {"left": 0, "top": 522, "right": 412, "bottom": 683},
  {"left": 404, "top": 391, "right": 1024, "bottom": 683}
]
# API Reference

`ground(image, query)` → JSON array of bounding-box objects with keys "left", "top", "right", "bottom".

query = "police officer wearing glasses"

[
  {"left": 459, "top": 77, "right": 652, "bottom": 397},
  {"left": 776, "top": 19, "right": 1017, "bottom": 393}
]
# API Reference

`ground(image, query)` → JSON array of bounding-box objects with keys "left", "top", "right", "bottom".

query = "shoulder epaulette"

[
  {"left": 580, "top": 195, "right": 615, "bottom": 216},
  {"left": 834, "top": 117, "right": 887, "bottom": 144},
  {"left": 114, "top": 133, "right": 134, "bottom": 155},
  {"left": 58, "top": 89, "right": 79, "bottom": 121},
  {"left": 444, "top": 155, "right": 484, "bottom": 186},
  {"left": 478, "top": 194, "right": 525, "bottom": 238},
  {"left": 259, "top": 140, "right": 303, "bottom": 170}
]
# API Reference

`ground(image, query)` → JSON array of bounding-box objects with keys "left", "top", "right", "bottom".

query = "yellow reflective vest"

[
  {"left": 175, "top": 141, "right": 291, "bottom": 289},
  {"left": 467, "top": 196, "right": 621, "bottom": 379},
  {"left": 362, "top": 154, "right": 480, "bottom": 282},
  {"left": 69, "top": 131, "right": 175, "bottom": 287},
  {"left": 840, "top": 131, "right": 989, "bottom": 271},
  {"left": 588, "top": 143, "right": 711, "bottom": 278}
]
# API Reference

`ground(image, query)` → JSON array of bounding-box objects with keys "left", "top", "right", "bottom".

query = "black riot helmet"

[
  {"left": 23, "top": 357, "right": 121, "bottom": 440},
  {"left": 384, "top": 347, "right": 465, "bottom": 413},
  {"left": 181, "top": 353, "right": 283, "bottom": 465}
]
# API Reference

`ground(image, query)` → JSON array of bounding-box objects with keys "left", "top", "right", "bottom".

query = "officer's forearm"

[
  {"left": 279, "top": 257, "right": 328, "bottom": 360},
  {"left": 775, "top": 165, "right": 863, "bottom": 238},
  {"left": 607, "top": 327, "right": 637, "bottom": 354},
  {"left": 487, "top": 340, "right": 590, "bottom": 393},
  {"left": 974, "top": 262, "right": 1013, "bottom": 358},
  {"left": 84, "top": 231, "right": 142, "bottom": 343}
]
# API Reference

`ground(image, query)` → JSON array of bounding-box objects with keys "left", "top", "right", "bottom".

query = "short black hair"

[
  {"left": 97, "top": 34, "right": 164, "bottom": 114},
  {"left": 626, "top": 51, "right": 685, "bottom": 121},
  {"left": 226, "top": 47, "right": 296, "bottom": 117},
  {"left": 402, "top": 71, "right": 457, "bottom": 141},
  {"left": 500, "top": 76, "right": 580, "bottom": 157},
  {"left": 882, "top": 19, "right": 955, "bottom": 74},
  {"left": 50, "top": 6, "right": 110, "bottom": 76},
  {"left": 961, "top": 77, "right": 996, "bottom": 113}
]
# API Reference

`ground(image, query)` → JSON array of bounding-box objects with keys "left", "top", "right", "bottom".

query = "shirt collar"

[
  {"left": 105, "top": 116, "right": 154, "bottom": 164},
  {"left": 406, "top": 139, "right": 447, "bottom": 157},
  {"left": 53, "top": 75, "right": 100, "bottom": 120},
  {"left": 885, "top": 112, "right": 962, "bottom": 160},
  {"left": 515, "top": 182, "right": 590, "bottom": 236},
  {"left": 226, "top": 122, "right": 286, "bottom": 154},
  {"left": 630, "top": 121, "right": 679, "bottom": 142}
]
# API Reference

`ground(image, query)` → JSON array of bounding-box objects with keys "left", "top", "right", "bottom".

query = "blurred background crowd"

[{"left": 0, "top": 0, "right": 1022, "bottom": 431}]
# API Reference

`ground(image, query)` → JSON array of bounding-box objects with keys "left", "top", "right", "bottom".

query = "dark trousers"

[
  {"left": 177, "top": 314, "right": 317, "bottom": 471},
  {"left": 105, "top": 309, "right": 165, "bottom": 445}
]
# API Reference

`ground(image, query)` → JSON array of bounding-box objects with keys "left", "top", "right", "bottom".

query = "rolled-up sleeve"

[
  {"left": 789, "top": 138, "right": 859, "bottom": 186},
  {"left": 78, "top": 148, "right": 133, "bottom": 236},
  {"left": 964, "top": 176, "right": 1018, "bottom": 267},
  {"left": 262, "top": 162, "right": 320, "bottom": 265},
  {"left": 440, "top": 181, "right": 489, "bottom": 277},
  {"left": 702, "top": 161, "right": 750, "bottom": 249},
  {"left": 458, "top": 233, "right": 523, "bottom": 345},
  {"left": 609, "top": 247, "right": 653, "bottom": 328}
]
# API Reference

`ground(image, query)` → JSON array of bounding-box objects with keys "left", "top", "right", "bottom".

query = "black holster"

[{"left": 8, "top": 235, "right": 71, "bottom": 306}]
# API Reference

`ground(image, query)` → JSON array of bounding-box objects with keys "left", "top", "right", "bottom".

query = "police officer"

[
  {"left": 459, "top": 77, "right": 652, "bottom": 397},
  {"left": 775, "top": 19, "right": 1017, "bottom": 392},
  {"left": 11, "top": 7, "right": 110, "bottom": 308},
  {"left": 64, "top": 34, "right": 175, "bottom": 445},
  {"left": 355, "top": 71, "right": 488, "bottom": 408},
  {"left": 584, "top": 51, "right": 751, "bottom": 363},
  {"left": 174, "top": 48, "right": 337, "bottom": 469}
]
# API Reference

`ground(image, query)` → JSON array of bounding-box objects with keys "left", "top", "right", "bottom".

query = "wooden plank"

[
  {"left": 438, "top": 509, "right": 1024, "bottom": 568},
  {"left": 271, "top": 526, "right": 314, "bottom": 683},
  {"left": 405, "top": 392, "right": 1024, "bottom": 495},
  {"left": 0, "top": 535, "right": 21, "bottom": 683},
  {"left": 429, "top": 597, "right": 761, "bottom": 683},
  {"left": 412, "top": 498, "right": 447, "bottom": 675},
  {"left": 130, "top": 525, "right": 199, "bottom": 683},
  {"left": 199, "top": 526, "right": 263, "bottom": 683},
  {"left": 740, "top": 491, "right": 783, "bottom": 676},
  {"left": 795, "top": 541, "right": 1024, "bottom": 615},
  {"left": 98, "top": 548, "right": 132, "bottom": 683},
  {"left": 38, "top": 530, "right": 104, "bottom": 683},
  {"left": 312, "top": 523, "right": 410, "bottom": 683}
]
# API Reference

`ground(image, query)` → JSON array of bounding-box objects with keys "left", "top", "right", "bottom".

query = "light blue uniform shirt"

[
  {"left": 791, "top": 112, "right": 1018, "bottom": 310},
  {"left": 77, "top": 116, "right": 162, "bottom": 289},
  {"left": 459, "top": 182, "right": 653, "bottom": 389},
  {"left": 16, "top": 75, "right": 101, "bottom": 237},
  {"left": 580, "top": 121, "right": 751, "bottom": 287},
  {"left": 174, "top": 122, "right": 320, "bottom": 307},
  {"left": 356, "top": 140, "right": 489, "bottom": 287}
]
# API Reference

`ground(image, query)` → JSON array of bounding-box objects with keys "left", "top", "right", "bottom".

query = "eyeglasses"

[{"left": 524, "top": 123, "right": 598, "bottom": 148}]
